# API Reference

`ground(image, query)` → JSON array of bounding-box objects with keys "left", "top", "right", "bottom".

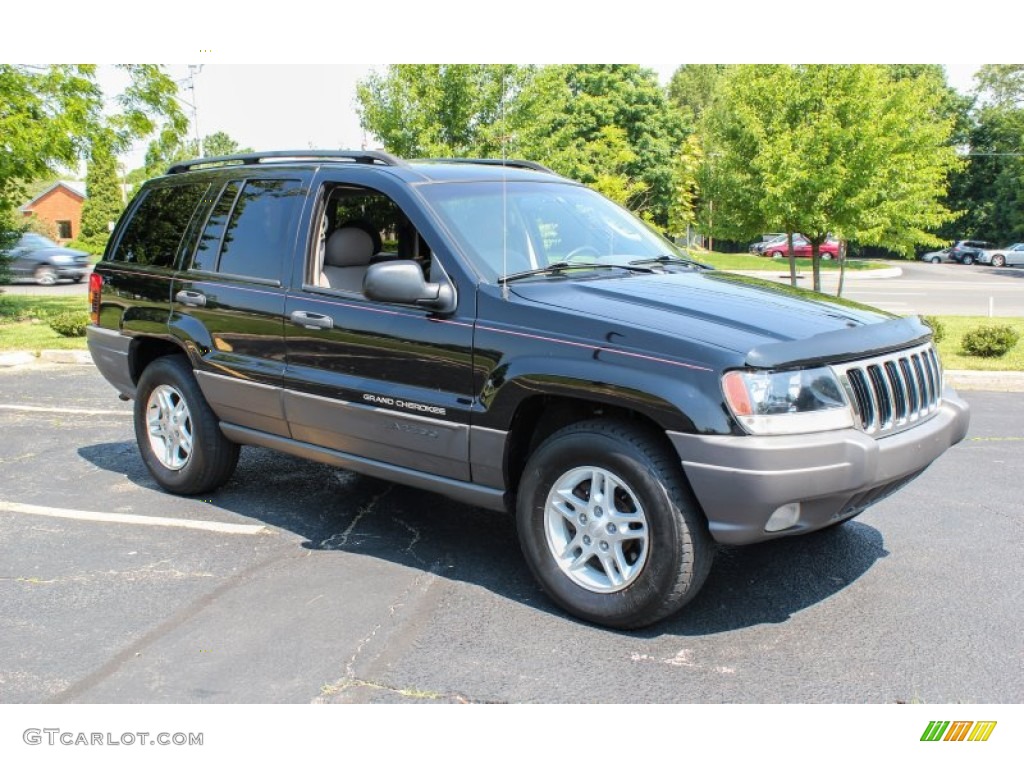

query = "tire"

[
  {"left": 821, "top": 252, "right": 833, "bottom": 261},
  {"left": 992, "top": 254, "right": 1006, "bottom": 267},
  {"left": 133, "top": 355, "right": 239, "bottom": 495},
  {"left": 961, "top": 254, "right": 974, "bottom": 265},
  {"left": 769, "top": 250, "right": 783, "bottom": 259},
  {"left": 34, "top": 266, "right": 58, "bottom": 286},
  {"left": 929, "top": 256, "right": 940, "bottom": 264},
  {"left": 72, "top": 275, "right": 85, "bottom": 283},
  {"left": 515, "top": 419, "right": 713, "bottom": 629}
]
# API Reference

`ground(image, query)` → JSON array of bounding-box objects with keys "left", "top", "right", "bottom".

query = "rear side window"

[
  {"left": 111, "top": 184, "right": 210, "bottom": 267},
  {"left": 190, "top": 178, "right": 305, "bottom": 282}
]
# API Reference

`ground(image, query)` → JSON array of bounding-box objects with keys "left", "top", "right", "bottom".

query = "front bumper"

[{"left": 668, "top": 388, "right": 970, "bottom": 545}]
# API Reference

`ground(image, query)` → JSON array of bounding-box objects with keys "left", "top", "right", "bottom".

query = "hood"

[{"left": 510, "top": 271, "right": 929, "bottom": 368}]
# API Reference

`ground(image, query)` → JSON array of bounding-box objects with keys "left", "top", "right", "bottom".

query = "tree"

[
  {"left": 0, "top": 65, "right": 185, "bottom": 284},
  {"left": 356, "top": 64, "right": 687, "bottom": 227},
  {"left": 135, "top": 130, "right": 253, "bottom": 185},
  {"left": 356, "top": 65, "right": 528, "bottom": 158},
  {"left": 701, "top": 65, "right": 961, "bottom": 292},
  {"left": 201, "top": 130, "right": 252, "bottom": 158},
  {"left": 79, "top": 136, "right": 124, "bottom": 248},
  {"left": 668, "top": 65, "right": 728, "bottom": 129}
]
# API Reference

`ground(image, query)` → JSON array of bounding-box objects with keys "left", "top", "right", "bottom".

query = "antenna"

[{"left": 501, "top": 70, "right": 509, "bottom": 301}]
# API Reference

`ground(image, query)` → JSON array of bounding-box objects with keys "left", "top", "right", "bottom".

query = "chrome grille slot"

[{"left": 834, "top": 343, "right": 942, "bottom": 437}]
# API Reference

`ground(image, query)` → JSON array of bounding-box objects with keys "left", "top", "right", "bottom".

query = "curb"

[
  {"left": 0, "top": 351, "right": 36, "bottom": 368},
  {"left": 729, "top": 267, "right": 903, "bottom": 281},
  {"left": 945, "top": 370, "right": 1024, "bottom": 393}
]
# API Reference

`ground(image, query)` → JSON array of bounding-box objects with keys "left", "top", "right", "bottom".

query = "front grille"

[{"left": 833, "top": 343, "right": 942, "bottom": 437}]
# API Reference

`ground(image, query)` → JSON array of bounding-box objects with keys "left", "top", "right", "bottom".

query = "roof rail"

[
  {"left": 416, "top": 157, "right": 559, "bottom": 175},
  {"left": 167, "top": 150, "right": 405, "bottom": 175}
]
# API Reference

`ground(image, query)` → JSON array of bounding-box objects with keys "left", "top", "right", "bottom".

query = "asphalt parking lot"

[{"left": 0, "top": 363, "right": 1021, "bottom": 704}]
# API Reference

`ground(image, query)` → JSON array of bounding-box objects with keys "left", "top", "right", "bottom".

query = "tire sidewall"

[
  {"left": 134, "top": 356, "right": 214, "bottom": 494},
  {"left": 516, "top": 429, "right": 691, "bottom": 627}
]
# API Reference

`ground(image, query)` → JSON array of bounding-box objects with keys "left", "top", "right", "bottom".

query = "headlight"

[{"left": 722, "top": 367, "right": 853, "bottom": 435}]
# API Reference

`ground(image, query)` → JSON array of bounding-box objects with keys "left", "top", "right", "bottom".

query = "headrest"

[{"left": 325, "top": 227, "right": 375, "bottom": 268}]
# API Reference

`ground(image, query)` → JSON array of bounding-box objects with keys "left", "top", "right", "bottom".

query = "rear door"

[{"left": 170, "top": 174, "right": 311, "bottom": 437}]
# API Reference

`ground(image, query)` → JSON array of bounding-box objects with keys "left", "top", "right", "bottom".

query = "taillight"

[{"left": 88, "top": 272, "right": 103, "bottom": 325}]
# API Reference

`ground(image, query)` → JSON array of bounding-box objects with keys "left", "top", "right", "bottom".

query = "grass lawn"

[
  {"left": 931, "top": 316, "right": 1024, "bottom": 372},
  {"left": 0, "top": 294, "right": 89, "bottom": 352},
  {"left": 694, "top": 250, "right": 885, "bottom": 272}
]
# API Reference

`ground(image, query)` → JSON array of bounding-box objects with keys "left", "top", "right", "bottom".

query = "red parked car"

[{"left": 765, "top": 235, "right": 840, "bottom": 259}]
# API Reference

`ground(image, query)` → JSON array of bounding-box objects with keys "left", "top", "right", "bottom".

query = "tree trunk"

[
  {"left": 812, "top": 242, "right": 822, "bottom": 292},
  {"left": 836, "top": 240, "right": 848, "bottom": 298},
  {"left": 787, "top": 233, "right": 797, "bottom": 287}
]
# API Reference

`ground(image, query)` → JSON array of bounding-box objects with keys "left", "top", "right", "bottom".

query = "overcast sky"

[{"left": 99, "top": 62, "right": 985, "bottom": 173}]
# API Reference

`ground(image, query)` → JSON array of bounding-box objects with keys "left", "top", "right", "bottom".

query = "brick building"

[{"left": 19, "top": 181, "right": 87, "bottom": 243}]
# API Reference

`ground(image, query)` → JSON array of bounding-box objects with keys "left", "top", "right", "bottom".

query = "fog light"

[{"left": 765, "top": 502, "right": 801, "bottom": 532}]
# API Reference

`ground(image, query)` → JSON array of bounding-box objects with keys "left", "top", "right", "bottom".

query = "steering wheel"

[{"left": 563, "top": 245, "right": 601, "bottom": 263}]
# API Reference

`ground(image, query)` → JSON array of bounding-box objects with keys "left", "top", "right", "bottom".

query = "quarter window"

[{"left": 111, "top": 183, "right": 210, "bottom": 268}]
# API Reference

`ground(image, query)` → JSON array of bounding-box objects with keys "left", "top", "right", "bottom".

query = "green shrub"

[
  {"left": 47, "top": 310, "right": 89, "bottom": 337},
  {"left": 960, "top": 324, "right": 1020, "bottom": 358},
  {"left": 921, "top": 315, "right": 945, "bottom": 343},
  {"left": 65, "top": 237, "right": 106, "bottom": 256}
]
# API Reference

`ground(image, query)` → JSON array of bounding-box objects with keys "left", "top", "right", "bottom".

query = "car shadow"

[
  {"left": 981, "top": 266, "right": 1024, "bottom": 278},
  {"left": 78, "top": 441, "right": 889, "bottom": 636}
]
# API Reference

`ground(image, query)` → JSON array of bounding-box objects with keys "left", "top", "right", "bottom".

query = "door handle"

[
  {"left": 174, "top": 290, "right": 207, "bottom": 307},
  {"left": 289, "top": 310, "right": 334, "bottom": 330}
]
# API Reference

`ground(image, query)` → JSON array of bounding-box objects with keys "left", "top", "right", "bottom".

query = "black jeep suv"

[{"left": 87, "top": 150, "right": 970, "bottom": 629}]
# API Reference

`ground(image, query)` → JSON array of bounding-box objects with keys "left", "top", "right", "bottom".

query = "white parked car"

[{"left": 977, "top": 243, "right": 1024, "bottom": 267}]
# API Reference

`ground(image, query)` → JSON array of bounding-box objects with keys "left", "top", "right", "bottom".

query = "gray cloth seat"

[{"left": 320, "top": 226, "right": 377, "bottom": 292}]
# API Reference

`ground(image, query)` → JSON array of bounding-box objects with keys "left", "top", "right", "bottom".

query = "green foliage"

[
  {"left": 356, "top": 64, "right": 686, "bottom": 227},
  {"left": 701, "top": 65, "right": 962, "bottom": 292},
  {"left": 921, "top": 315, "right": 946, "bottom": 343},
  {"left": 47, "top": 310, "right": 90, "bottom": 337},
  {"left": 356, "top": 65, "right": 527, "bottom": 158},
  {"left": 137, "top": 130, "right": 253, "bottom": 182},
  {"left": 960, "top": 324, "right": 1020, "bottom": 357},
  {"left": 668, "top": 65, "right": 728, "bottom": 129},
  {"left": 65, "top": 238, "right": 105, "bottom": 256},
  {"left": 79, "top": 137, "right": 123, "bottom": 249},
  {"left": 0, "top": 64, "right": 184, "bottom": 245}
]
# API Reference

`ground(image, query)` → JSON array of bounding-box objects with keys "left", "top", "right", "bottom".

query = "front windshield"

[
  {"left": 420, "top": 181, "right": 686, "bottom": 282},
  {"left": 21, "top": 233, "right": 57, "bottom": 248}
]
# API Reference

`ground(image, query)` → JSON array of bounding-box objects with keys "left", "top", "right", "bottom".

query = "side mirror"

[{"left": 363, "top": 260, "right": 456, "bottom": 313}]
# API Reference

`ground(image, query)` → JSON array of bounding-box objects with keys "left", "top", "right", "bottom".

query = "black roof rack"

[
  {"left": 167, "top": 150, "right": 405, "bottom": 175},
  {"left": 415, "top": 157, "right": 559, "bottom": 175}
]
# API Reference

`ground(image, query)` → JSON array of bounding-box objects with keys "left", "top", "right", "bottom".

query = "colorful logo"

[{"left": 921, "top": 721, "right": 997, "bottom": 742}]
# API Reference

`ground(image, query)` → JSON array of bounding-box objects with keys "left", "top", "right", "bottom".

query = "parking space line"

[
  {"left": 0, "top": 501, "right": 266, "bottom": 535},
  {"left": 0, "top": 404, "right": 131, "bottom": 416}
]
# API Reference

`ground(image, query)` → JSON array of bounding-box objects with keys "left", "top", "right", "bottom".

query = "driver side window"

[{"left": 310, "top": 184, "right": 436, "bottom": 297}]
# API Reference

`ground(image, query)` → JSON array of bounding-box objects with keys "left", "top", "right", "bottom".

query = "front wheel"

[
  {"left": 34, "top": 266, "right": 58, "bottom": 286},
  {"left": 929, "top": 256, "right": 941, "bottom": 264},
  {"left": 516, "top": 420, "right": 713, "bottom": 629},
  {"left": 992, "top": 254, "right": 1006, "bottom": 267},
  {"left": 134, "top": 355, "right": 239, "bottom": 495}
]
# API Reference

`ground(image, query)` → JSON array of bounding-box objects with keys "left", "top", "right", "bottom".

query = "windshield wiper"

[
  {"left": 628, "top": 254, "right": 711, "bottom": 269},
  {"left": 498, "top": 261, "right": 654, "bottom": 284}
]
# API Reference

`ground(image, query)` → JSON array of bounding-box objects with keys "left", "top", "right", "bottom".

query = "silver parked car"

[{"left": 977, "top": 243, "right": 1024, "bottom": 267}]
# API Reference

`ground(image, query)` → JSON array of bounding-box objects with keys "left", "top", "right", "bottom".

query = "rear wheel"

[
  {"left": 134, "top": 355, "right": 239, "bottom": 495},
  {"left": 961, "top": 254, "right": 975, "bottom": 265},
  {"left": 516, "top": 419, "right": 713, "bottom": 629}
]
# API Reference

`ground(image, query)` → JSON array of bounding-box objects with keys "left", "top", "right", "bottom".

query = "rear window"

[
  {"left": 111, "top": 184, "right": 210, "bottom": 268},
  {"left": 189, "top": 178, "right": 305, "bottom": 282}
]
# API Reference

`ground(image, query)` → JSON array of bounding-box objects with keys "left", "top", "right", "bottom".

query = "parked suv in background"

[
  {"left": 948, "top": 240, "right": 995, "bottom": 265},
  {"left": 87, "top": 150, "right": 970, "bottom": 629}
]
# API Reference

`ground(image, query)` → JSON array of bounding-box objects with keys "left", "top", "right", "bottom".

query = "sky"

[{"left": 99, "top": 62, "right": 986, "bottom": 173}]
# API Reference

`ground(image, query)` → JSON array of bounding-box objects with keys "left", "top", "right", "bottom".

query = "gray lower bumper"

[
  {"left": 86, "top": 325, "right": 135, "bottom": 398},
  {"left": 668, "top": 389, "right": 971, "bottom": 545}
]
